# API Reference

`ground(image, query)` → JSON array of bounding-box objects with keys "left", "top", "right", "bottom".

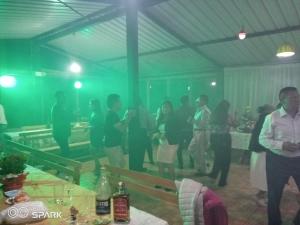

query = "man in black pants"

[
  {"left": 51, "top": 91, "right": 71, "bottom": 157},
  {"left": 128, "top": 102, "right": 155, "bottom": 172},
  {"left": 260, "top": 87, "right": 300, "bottom": 225},
  {"left": 176, "top": 95, "right": 195, "bottom": 169}
]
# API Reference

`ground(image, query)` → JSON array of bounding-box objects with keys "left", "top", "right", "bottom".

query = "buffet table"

[
  {"left": 0, "top": 166, "right": 169, "bottom": 225},
  {"left": 230, "top": 131, "right": 251, "bottom": 150}
]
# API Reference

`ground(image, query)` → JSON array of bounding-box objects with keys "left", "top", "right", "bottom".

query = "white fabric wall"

[{"left": 224, "top": 63, "right": 300, "bottom": 114}]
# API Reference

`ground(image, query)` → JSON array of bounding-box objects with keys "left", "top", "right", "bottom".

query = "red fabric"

[{"left": 203, "top": 189, "right": 228, "bottom": 225}]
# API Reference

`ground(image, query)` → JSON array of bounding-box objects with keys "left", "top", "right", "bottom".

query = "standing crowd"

[{"left": 49, "top": 86, "right": 300, "bottom": 225}]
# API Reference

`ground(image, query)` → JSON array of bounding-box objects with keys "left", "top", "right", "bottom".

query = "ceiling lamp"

[
  {"left": 238, "top": 29, "right": 247, "bottom": 40},
  {"left": 74, "top": 81, "right": 82, "bottom": 89},
  {"left": 276, "top": 43, "right": 295, "bottom": 58},
  {"left": 69, "top": 62, "right": 82, "bottom": 74}
]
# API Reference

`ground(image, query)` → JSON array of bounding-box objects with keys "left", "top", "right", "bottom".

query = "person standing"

[
  {"left": 156, "top": 101, "right": 180, "bottom": 180},
  {"left": 127, "top": 101, "right": 155, "bottom": 172},
  {"left": 104, "top": 94, "right": 128, "bottom": 168},
  {"left": 188, "top": 95, "right": 211, "bottom": 176},
  {"left": 209, "top": 100, "right": 234, "bottom": 187},
  {"left": 260, "top": 87, "right": 300, "bottom": 225},
  {"left": 249, "top": 104, "right": 274, "bottom": 206},
  {"left": 89, "top": 99, "right": 104, "bottom": 174},
  {"left": 176, "top": 95, "right": 195, "bottom": 169},
  {"left": 51, "top": 91, "right": 71, "bottom": 156},
  {"left": 0, "top": 101, "right": 7, "bottom": 150}
]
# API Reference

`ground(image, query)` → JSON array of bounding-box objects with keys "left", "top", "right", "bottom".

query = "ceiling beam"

[
  {"left": 141, "top": 10, "right": 221, "bottom": 67},
  {"left": 195, "top": 24, "right": 300, "bottom": 47},
  {"left": 32, "top": 0, "right": 168, "bottom": 44},
  {"left": 98, "top": 45, "right": 186, "bottom": 63},
  {"left": 32, "top": 5, "right": 122, "bottom": 44},
  {"left": 41, "top": 44, "right": 122, "bottom": 75}
]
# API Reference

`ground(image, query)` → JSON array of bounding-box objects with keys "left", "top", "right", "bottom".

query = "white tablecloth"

[
  {"left": 119, "top": 207, "right": 169, "bottom": 225},
  {"left": 230, "top": 131, "right": 251, "bottom": 150}
]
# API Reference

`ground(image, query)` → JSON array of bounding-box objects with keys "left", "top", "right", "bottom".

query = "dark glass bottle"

[{"left": 113, "top": 182, "right": 130, "bottom": 223}]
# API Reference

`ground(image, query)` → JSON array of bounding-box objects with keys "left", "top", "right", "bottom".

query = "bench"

[
  {"left": 41, "top": 141, "right": 90, "bottom": 152},
  {"left": 105, "top": 165, "right": 178, "bottom": 205},
  {"left": 4, "top": 140, "right": 82, "bottom": 185},
  {"left": 20, "top": 127, "right": 89, "bottom": 149}
]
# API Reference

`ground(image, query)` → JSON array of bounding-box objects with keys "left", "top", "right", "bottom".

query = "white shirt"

[
  {"left": 0, "top": 104, "right": 7, "bottom": 125},
  {"left": 193, "top": 105, "right": 211, "bottom": 130},
  {"left": 259, "top": 107, "right": 300, "bottom": 157}
]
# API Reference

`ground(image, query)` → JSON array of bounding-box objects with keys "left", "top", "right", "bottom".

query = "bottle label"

[
  {"left": 96, "top": 198, "right": 111, "bottom": 215},
  {"left": 113, "top": 197, "right": 130, "bottom": 221}
]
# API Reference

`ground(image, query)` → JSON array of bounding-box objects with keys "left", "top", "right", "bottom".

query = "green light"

[
  {"left": 0, "top": 75, "right": 16, "bottom": 88},
  {"left": 74, "top": 81, "right": 82, "bottom": 89},
  {"left": 211, "top": 81, "right": 216, "bottom": 86}
]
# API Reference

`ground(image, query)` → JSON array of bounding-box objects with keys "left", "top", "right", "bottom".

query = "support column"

[{"left": 126, "top": 0, "right": 139, "bottom": 108}]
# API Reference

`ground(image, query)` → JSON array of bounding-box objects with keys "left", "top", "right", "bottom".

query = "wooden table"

[{"left": 0, "top": 166, "right": 169, "bottom": 225}]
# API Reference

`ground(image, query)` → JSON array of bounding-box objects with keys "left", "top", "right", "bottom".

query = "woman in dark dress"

[
  {"left": 89, "top": 99, "right": 104, "bottom": 174},
  {"left": 209, "top": 100, "right": 235, "bottom": 187},
  {"left": 156, "top": 101, "right": 180, "bottom": 180},
  {"left": 249, "top": 104, "right": 274, "bottom": 206}
]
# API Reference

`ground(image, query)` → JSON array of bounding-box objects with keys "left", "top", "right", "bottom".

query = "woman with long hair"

[
  {"left": 209, "top": 100, "right": 235, "bottom": 187},
  {"left": 156, "top": 101, "right": 180, "bottom": 179}
]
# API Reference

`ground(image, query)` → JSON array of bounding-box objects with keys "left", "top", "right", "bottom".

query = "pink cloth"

[{"left": 203, "top": 189, "right": 228, "bottom": 225}]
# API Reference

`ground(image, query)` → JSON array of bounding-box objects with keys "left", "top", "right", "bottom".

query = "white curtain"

[{"left": 224, "top": 63, "right": 300, "bottom": 114}]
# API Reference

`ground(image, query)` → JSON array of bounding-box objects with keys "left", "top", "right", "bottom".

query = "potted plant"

[{"left": 0, "top": 153, "right": 27, "bottom": 192}]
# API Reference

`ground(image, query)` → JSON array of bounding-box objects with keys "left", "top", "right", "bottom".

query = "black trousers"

[
  {"left": 177, "top": 130, "right": 193, "bottom": 168},
  {"left": 54, "top": 135, "right": 70, "bottom": 156},
  {"left": 128, "top": 129, "right": 147, "bottom": 172},
  {"left": 266, "top": 151, "right": 300, "bottom": 225},
  {"left": 210, "top": 133, "right": 232, "bottom": 185}
]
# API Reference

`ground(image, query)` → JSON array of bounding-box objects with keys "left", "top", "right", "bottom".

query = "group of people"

[
  {"left": 51, "top": 91, "right": 236, "bottom": 186},
  {"left": 51, "top": 86, "right": 300, "bottom": 225}
]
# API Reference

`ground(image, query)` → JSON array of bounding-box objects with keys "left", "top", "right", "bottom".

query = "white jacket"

[{"left": 175, "top": 178, "right": 207, "bottom": 225}]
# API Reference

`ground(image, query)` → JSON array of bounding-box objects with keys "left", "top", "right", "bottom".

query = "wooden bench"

[
  {"left": 41, "top": 141, "right": 90, "bottom": 152},
  {"left": 4, "top": 140, "right": 82, "bottom": 185},
  {"left": 20, "top": 127, "right": 89, "bottom": 149},
  {"left": 105, "top": 165, "right": 178, "bottom": 205}
]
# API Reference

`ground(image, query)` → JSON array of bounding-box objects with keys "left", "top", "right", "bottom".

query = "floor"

[{"left": 67, "top": 150, "right": 299, "bottom": 225}]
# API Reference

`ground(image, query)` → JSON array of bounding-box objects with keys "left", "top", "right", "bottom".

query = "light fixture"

[
  {"left": 69, "top": 62, "right": 82, "bottom": 73},
  {"left": 211, "top": 81, "right": 216, "bottom": 86},
  {"left": 187, "top": 85, "right": 191, "bottom": 91},
  {"left": 238, "top": 29, "right": 247, "bottom": 40},
  {"left": 276, "top": 43, "right": 295, "bottom": 58},
  {"left": 35, "top": 71, "right": 46, "bottom": 77},
  {"left": 0, "top": 75, "right": 16, "bottom": 88},
  {"left": 74, "top": 81, "right": 82, "bottom": 89}
]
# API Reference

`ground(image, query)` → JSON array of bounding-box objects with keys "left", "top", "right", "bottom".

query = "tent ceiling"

[
  {"left": 1, "top": 0, "right": 300, "bottom": 75},
  {"left": 0, "top": 0, "right": 107, "bottom": 38}
]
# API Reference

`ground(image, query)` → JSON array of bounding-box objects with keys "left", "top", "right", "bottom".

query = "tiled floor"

[{"left": 74, "top": 152, "right": 299, "bottom": 225}]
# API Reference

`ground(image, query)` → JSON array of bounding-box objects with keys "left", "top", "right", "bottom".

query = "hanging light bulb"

[
  {"left": 276, "top": 43, "right": 295, "bottom": 58},
  {"left": 238, "top": 29, "right": 247, "bottom": 40}
]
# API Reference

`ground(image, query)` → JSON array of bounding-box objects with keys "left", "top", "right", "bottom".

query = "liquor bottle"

[
  {"left": 113, "top": 182, "right": 130, "bottom": 223},
  {"left": 95, "top": 168, "right": 112, "bottom": 223}
]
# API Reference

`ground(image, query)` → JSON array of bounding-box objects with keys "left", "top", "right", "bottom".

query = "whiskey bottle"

[{"left": 113, "top": 181, "right": 130, "bottom": 223}]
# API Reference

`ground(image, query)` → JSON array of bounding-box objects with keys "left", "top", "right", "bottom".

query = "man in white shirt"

[
  {"left": 259, "top": 87, "right": 300, "bottom": 225},
  {"left": 188, "top": 95, "right": 211, "bottom": 175}
]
